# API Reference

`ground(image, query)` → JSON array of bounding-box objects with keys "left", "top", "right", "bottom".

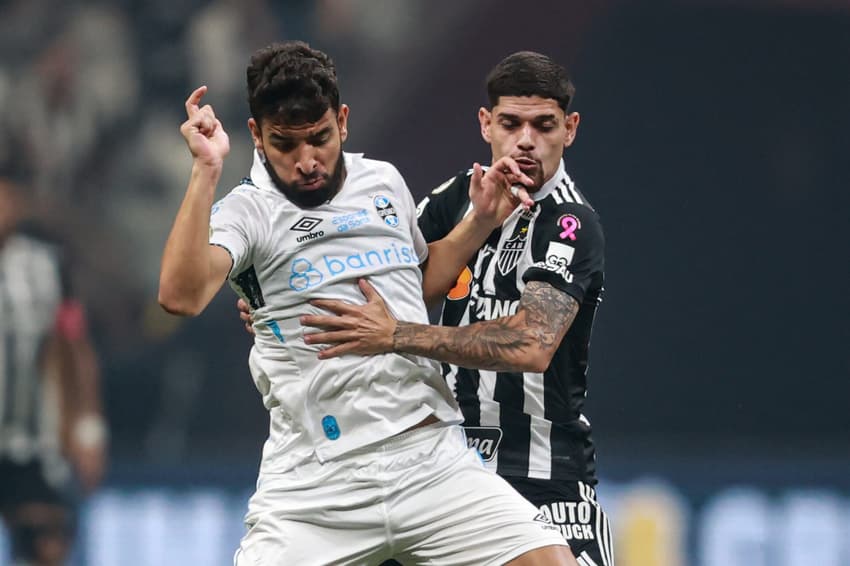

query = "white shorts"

[{"left": 234, "top": 423, "right": 568, "bottom": 565}]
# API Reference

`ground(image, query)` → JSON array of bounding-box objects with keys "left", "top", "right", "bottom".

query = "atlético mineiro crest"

[
  {"left": 496, "top": 227, "right": 528, "bottom": 275},
  {"left": 373, "top": 195, "right": 399, "bottom": 227}
]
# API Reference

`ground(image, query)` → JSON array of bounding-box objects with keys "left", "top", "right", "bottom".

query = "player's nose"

[
  {"left": 517, "top": 124, "right": 535, "bottom": 150},
  {"left": 294, "top": 147, "right": 318, "bottom": 175}
]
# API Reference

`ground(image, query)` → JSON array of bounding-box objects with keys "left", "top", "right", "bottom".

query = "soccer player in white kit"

[{"left": 158, "top": 41, "right": 577, "bottom": 566}]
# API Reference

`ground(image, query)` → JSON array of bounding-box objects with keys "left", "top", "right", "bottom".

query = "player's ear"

[
  {"left": 479, "top": 107, "right": 492, "bottom": 143},
  {"left": 248, "top": 118, "right": 264, "bottom": 156},
  {"left": 563, "top": 112, "right": 580, "bottom": 148},
  {"left": 337, "top": 104, "right": 350, "bottom": 143}
]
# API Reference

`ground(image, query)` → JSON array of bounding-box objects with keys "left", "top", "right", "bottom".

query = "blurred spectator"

[{"left": 0, "top": 166, "right": 107, "bottom": 566}]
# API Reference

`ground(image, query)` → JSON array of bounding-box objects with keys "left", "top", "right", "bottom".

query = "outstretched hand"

[
  {"left": 468, "top": 157, "right": 535, "bottom": 229},
  {"left": 301, "top": 279, "right": 397, "bottom": 359},
  {"left": 180, "top": 85, "right": 230, "bottom": 168}
]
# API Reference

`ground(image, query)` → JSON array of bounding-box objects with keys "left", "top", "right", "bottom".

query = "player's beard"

[
  {"left": 264, "top": 152, "right": 347, "bottom": 208},
  {"left": 527, "top": 167, "right": 546, "bottom": 193}
]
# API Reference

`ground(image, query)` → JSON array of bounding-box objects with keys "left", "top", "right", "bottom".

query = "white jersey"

[{"left": 209, "top": 151, "right": 462, "bottom": 472}]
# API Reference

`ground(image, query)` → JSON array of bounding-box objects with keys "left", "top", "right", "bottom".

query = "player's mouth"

[
  {"left": 299, "top": 176, "right": 327, "bottom": 191},
  {"left": 514, "top": 156, "right": 539, "bottom": 173}
]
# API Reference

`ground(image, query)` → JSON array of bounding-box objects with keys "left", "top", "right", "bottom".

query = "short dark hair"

[
  {"left": 486, "top": 51, "right": 575, "bottom": 112},
  {"left": 246, "top": 41, "right": 340, "bottom": 126}
]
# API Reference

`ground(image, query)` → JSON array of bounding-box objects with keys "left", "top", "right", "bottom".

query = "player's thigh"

[
  {"left": 394, "top": 449, "right": 569, "bottom": 565},
  {"left": 234, "top": 511, "right": 389, "bottom": 566},
  {"left": 235, "top": 468, "right": 391, "bottom": 566}
]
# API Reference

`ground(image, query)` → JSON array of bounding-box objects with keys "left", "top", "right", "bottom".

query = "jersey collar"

[
  {"left": 249, "top": 150, "right": 277, "bottom": 194},
  {"left": 530, "top": 158, "right": 568, "bottom": 202}
]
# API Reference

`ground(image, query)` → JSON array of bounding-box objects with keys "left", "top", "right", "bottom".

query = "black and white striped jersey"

[
  {"left": 0, "top": 230, "right": 68, "bottom": 464},
  {"left": 417, "top": 160, "right": 604, "bottom": 484}
]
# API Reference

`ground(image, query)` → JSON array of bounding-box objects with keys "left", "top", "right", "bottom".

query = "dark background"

[
  {"left": 2, "top": 0, "right": 848, "bottom": 563},
  {"left": 92, "top": 0, "right": 847, "bottom": 475}
]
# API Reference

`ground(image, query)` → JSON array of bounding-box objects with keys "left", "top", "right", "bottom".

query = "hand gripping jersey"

[
  {"left": 417, "top": 160, "right": 605, "bottom": 484},
  {"left": 209, "top": 152, "right": 462, "bottom": 473}
]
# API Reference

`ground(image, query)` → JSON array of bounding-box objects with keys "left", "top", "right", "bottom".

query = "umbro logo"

[
  {"left": 291, "top": 217, "right": 325, "bottom": 243},
  {"left": 291, "top": 217, "right": 323, "bottom": 232},
  {"left": 533, "top": 513, "right": 560, "bottom": 532}
]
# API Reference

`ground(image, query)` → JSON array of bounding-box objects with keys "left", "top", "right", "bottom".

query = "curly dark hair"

[
  {"left": 247, "top": 41, "right": 340, "bottom": 126},
  {"left": 486, "top": 51, "right": 575, "bottom": 112}
]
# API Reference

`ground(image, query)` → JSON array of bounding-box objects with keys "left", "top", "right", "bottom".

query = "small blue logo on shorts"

[{"left": 322, "top": 415, "right": 341, "bottom": 440}]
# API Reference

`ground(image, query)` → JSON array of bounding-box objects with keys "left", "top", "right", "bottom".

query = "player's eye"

[{"left": 272, "top": 139, "right": 297, "bottom": 152}]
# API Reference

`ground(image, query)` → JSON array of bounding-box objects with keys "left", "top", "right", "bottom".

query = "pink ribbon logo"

[{"left": 559, "top": 215, "right": 580, "bottom": 241}]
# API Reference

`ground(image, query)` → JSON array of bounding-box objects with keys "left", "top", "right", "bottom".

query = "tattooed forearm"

[
  {"left": 393, "top": 320, "right": 535, "bottom": 371},
  {"left": 392, "top": 281, "right": 579, "bottom": 372}
]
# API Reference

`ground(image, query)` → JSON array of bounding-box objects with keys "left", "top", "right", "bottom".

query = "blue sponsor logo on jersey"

[
  {"left": 322, "top": 415, "right": 341, "bottom": 440},
  {"left": 288, "top": 244, "right": 419, "bottom": 291},
  {"left": 373, "top": 195, "right": 399, "bottom": 227},
  {"left": 332, "top": 209, "right": 371, "bottom": 233},
  {"left": 265, "top": 321, "right": 286, "bottom": 343}
]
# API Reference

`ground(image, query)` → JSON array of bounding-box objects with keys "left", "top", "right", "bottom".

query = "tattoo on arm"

[
  {"left": 518, "top": 281, "right": 579, "bottom": 350},
  {"left": 392, "top": 281, "right": 579, "bottom": 371}
]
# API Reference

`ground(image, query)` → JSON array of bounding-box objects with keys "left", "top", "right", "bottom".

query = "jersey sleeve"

[
  {"left": 416, "top": 172, "right": 469, "bottom": 244},
  {"left": 522, "top": 204, "right": 605, "bottom": 302},
  {"left": 208, "top": 186, "right": 265, "bottom": 277}
]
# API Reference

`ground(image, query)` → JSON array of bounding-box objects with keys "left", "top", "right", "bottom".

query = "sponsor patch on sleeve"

[{"left": 531, "top": 241, "right": 576, "bottom": 283}]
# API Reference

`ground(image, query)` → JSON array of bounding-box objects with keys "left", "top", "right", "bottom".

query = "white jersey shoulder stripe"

[{"left": 565, "top": 179, "right": 584, "bottom": 204}]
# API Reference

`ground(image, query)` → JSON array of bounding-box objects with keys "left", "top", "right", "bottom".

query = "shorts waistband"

[{"left": 353, "top": 420, "right": 459, "bottom": 456}]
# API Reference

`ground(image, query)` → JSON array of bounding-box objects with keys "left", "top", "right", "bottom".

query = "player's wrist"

[
  {"left": 191, "top": 159, "right": 224, "bottom": 179},
  {"left": 391, "top": 321, "right": 405, "bottom": 352},
  {"left": 73, "top": 413, "right": 108, "bottom": 449},
  {"left": 466, "top": 209, "right": 501, "bottom": 232}
]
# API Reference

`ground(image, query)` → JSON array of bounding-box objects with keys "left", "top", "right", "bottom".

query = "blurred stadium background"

[{"left": 1, "top": 0, "right": 848, "bottom": 564}]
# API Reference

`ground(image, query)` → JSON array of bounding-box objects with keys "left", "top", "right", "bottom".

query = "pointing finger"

[{"left": 185, "top": 85, "right": 208, "bottom": 117}]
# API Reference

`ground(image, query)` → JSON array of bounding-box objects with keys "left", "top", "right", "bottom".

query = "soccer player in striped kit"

[
  {"left": 303, "top": 51, "right": 615, "bottom": 566},
  {"left": 0, "top": 168, "right": 106, "bottom": 566}
]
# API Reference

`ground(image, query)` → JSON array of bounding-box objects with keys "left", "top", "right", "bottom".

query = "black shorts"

[
  {"left": 508, "top": 477, "right": 615, "bottom": 566},
  {"left": 0, "top": 458, "right": 75, "bottom": 512}
]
